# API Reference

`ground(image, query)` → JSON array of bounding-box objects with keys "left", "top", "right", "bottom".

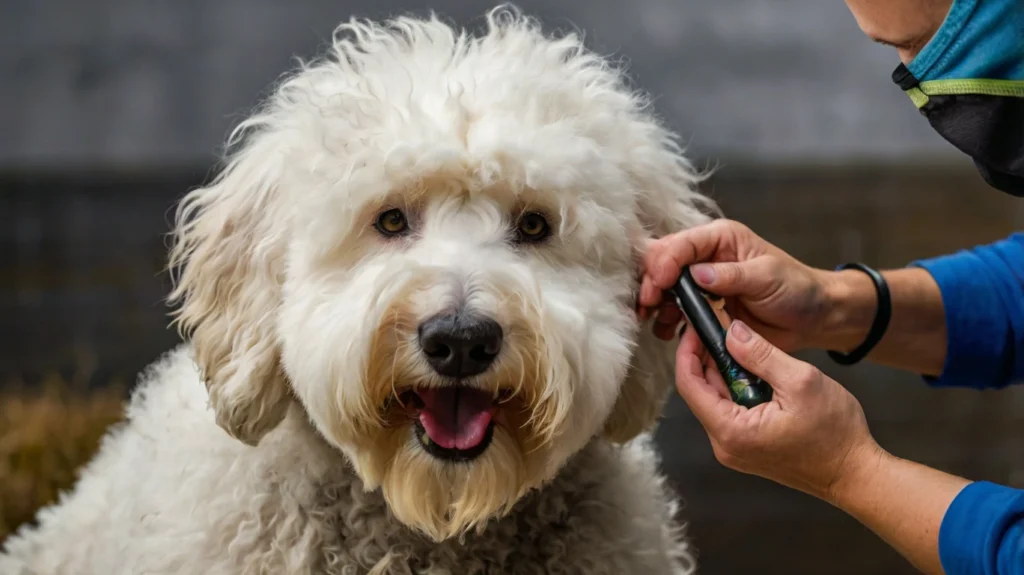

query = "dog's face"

[
  {"left": 169, "top": 7, "right": 716, "bottom": 541},
  {"left": 279, "top": 177, "right": 640, "bottom": 540}
]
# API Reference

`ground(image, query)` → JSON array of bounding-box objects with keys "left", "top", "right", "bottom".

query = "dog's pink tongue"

[{"left": 417, "top": 387, "right": 495, "bottom": 451}]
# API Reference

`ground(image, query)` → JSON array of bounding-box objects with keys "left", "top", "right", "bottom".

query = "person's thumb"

[
  {"left": 689, "top": 258, "right": 770, "bottom": 298},
  {"left": 725, "top": 319, "right": 820, "bottom": 395}
]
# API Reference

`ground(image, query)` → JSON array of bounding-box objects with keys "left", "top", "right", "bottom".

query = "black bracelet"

[{"left": 827, "top": 263, "right": 892, "bottom": 366}]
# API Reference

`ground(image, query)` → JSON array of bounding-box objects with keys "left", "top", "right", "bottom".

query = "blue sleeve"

[
  {"left": 940, "top": 481, "right": 1024, "bottom": 575},
  {"left": 911, "top": 233, "right": 1024, "bottom": 389}
]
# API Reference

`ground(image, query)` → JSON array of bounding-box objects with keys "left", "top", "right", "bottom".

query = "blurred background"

[{"left": 2, "top": 1, "right": 1021, "bottom": 573}]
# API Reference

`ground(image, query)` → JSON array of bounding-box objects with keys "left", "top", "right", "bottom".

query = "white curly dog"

[{"left": 1, "top": 6, "right": 721, "bottom": 574}]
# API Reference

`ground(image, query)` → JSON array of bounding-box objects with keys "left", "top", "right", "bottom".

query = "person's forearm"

[
  {"left": 843, "top": 0, "right": 952, "bottom": 62},
  {"left": 815, "top": 267, "right": 947, "bottom": 376},
  {"left": 823, "top": 445, "right": 970, "bottom": 575}
]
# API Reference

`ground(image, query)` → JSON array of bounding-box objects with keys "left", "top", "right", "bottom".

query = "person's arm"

[
  {"left": 672, "top": 317, "right": 1024, "bottom": 575},
  {"left": 819, "top": 233, "right": 1024, "bottom": 388},
  {"left": 642, "top": 222, "right": 1024, "bottom": 386},
  {"left": 818, "top": 267, "right": 947, "bottom": 376},
  {"left": 832, "top": 444, "right": 1024, "bottom": 575}
]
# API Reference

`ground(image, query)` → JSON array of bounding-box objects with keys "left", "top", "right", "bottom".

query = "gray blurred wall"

[{"left": 1, "top": 0, "right": 959, "bottom": 170}]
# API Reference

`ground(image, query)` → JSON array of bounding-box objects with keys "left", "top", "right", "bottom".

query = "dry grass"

[{"left": 0, "top": 373, "right": 126, "bottom": 543}]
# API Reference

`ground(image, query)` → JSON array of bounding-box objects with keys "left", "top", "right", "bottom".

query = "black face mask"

[{"left": 893, "top": 63, "right": 1024, "bottom": 196}]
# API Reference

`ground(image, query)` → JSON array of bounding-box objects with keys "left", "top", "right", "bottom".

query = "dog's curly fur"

[{"left": 1, "top": 6, "right": 719, "bottom": 574}]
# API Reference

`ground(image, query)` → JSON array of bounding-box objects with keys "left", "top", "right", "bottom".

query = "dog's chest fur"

[
  {"left": 0, "top": 347, "right": 693, "bottom": 575},
  {"left": 290, "top": 442, "right": 690, "bottom": 574}
]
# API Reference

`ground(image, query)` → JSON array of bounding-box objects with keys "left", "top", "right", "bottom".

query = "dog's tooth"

[{"left": 421, "top": 433, "right": 431, "bottom": 447}]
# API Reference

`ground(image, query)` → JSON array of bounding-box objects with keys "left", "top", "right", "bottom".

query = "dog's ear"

[
  {"left": 602, "top": 141, "right": 719, "bottom": 443},
  {"left": 168, "top": 135, "right": 292, "bottom": 446}
]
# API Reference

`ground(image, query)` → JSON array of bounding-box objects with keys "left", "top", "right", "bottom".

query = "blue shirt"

[
  {"left": 897, "top": 0, "right": 1024, "bottom": 571},
  {"left": 914, "top": 234, "right": 1024, "bottom": 391},
  {"left": 912, "top": 235, "right": 1024, "bottom": 575}
]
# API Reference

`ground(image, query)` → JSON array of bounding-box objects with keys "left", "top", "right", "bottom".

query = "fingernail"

[
  {"left": 730, "top": 320, "right": 752, "bottom": 343},
  {"left": 691, "top": 264, "right": 716, "bottom": 286}
]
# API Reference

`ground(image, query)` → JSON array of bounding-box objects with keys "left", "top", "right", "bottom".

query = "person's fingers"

[
  {"left": 653, "top": 322, "right": 677, "bottom": 340},
  {"left": 638, "top": 305, "right": 651, "bottom": 322},
  {"left": 702, "top": 361, "right": 731, "bottom": 402},
  {"left": 644, "top": 220, "right": 745, "bottom": 289},
  {"left": 654, "top": 323, "right": 677, "bottom": 341},
  {"left": 653, "top": 302, "right": 683, "bottom": 340},
  {"left": 678, "top": 321, "right": 708, "bottom": 367},
  {"left": 656, "top": 302, "right": 682, "bottom": 326},
  {"left": 690, "top": 256, "right": 776, "bottom": 298},
  {"left": 679, "top": 324, "right": 727, "bottom": 400},
  {"left": 727, "top": 306, "right": 793, "bottom": 351},
  {"left": 725, "top": 320, "right": 821, "bottom": 396},
  {"left": 638, "top": 273, "right": 664, "bottom": 310},
  {"left": 675, "top": 345, "right": 733, "bottom": 428}
]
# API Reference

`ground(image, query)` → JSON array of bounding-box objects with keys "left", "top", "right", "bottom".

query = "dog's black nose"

[{"left": 418, "top": 313, "right": 503, "bottom": 378}]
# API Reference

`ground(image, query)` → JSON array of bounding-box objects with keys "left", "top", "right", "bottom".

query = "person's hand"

[
  {"left": 638, "top": 219, "right": 833, "bottom": 352},
  {"left": 676, "top": 317, "right": 883, "bottom": 501}
]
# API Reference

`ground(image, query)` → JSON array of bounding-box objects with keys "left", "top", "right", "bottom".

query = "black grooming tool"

[{"left": 669, "top": 267, "right": 773, "bottom": 408}]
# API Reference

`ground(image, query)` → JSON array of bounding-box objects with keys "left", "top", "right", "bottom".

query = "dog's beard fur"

[
  {"left": 299, "top": 260, "right": 600, "bottom": 542},
  {"left": 167, "top": 5, "right": 719, "bottom": 545}
]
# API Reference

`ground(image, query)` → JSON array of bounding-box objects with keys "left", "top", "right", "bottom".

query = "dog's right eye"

[
  {"left": 514, "top": 212, "right": 551, "bottom": 244},
  {"left": 375, "top": 209, "right": 409, "bottom": 237}
]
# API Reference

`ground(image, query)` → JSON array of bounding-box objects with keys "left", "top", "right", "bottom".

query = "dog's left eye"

[
  {"left": 375, "top": 209, "right": 409, "bottom": 236},
  {"left": 515, "top": 213, "right": 550, "bottom": 243}
]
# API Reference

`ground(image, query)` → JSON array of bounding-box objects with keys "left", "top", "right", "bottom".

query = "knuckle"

[
  {"left": 748, "top": 337, "right": 776, "bottom": 366},
  {"left": 708, "top": 218, "right": 731, "bottom": 232},
  {"left": 718, "top": 218, "right": 749, "bottom": 237},
  {"left": 657, "top": 230, "right": 682, "bottom": 247},
  {"left": 644, "top": 239, "right": 666, "bottom": 262},
  {"left": 684, "top": 239, "right": 700, "bottom": 269},
  {"left": 722, "top": 261, "right": 743, "bottom": 284},
  {"left": 792, "top": 363, "right": 821, "bottom": 389},
  {"left": 728, "top": 219, "right": 750, "bottom": 233},
  {"left": 762, "top": 253, "right": 783, "bottom": 271}
]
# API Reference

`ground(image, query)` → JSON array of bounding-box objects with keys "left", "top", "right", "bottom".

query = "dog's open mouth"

[{"left": 401, "top": 386, "right": 504, "bottom": 462}]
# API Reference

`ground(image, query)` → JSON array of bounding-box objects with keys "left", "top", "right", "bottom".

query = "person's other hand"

[
  {"left": 676, "top": 318, "right": 882, "bottom": 501},
  {"left": 639, "top": 219, "right": 832, "bottom": 351}
]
